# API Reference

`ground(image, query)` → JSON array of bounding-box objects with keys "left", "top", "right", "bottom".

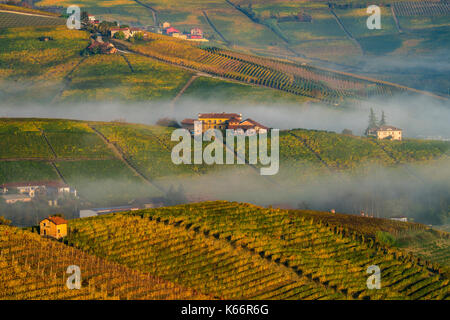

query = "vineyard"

[
  {"left": 393, "top": 1, "right": 450, "bottom": 16},
  {"left": 115, "top": 37, "right": 405, "bottom": 104},
  {"left": 0, "top": 225, "right": 204, "bottom": 299},
  {"left": 65, "top": 201, "right": 450, "bottom": 300},
  {"left": 0, "top": 11, "right": 64, "bottom": 28}
]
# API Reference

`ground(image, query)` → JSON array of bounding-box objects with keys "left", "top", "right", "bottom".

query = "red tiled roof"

[
  {"left": 181, "top": 118, "right": 195, "bottom": 125},
  {"left": 166, "top": 27, "right": 180, "bottom": 33},
  {"left": 44, "top": 216, "right": 67, "bottom": 225},
  {"left": 228, "top": 125, "right": 255, "bottom": 130},
  {"left": 110, "top": 27, "right": 129, "bottom": 32},
  {"left": 240, "top": 118, "right": 268, "bottom": 129},
  {"left": 1, "top": 180, "right": 68, "bottom": 189},
  {"left": 198, "top": 113, "right": 241, "bottom": 120},
  {"left": 376, "top": 125, "right": 402, "bottom": 131}
]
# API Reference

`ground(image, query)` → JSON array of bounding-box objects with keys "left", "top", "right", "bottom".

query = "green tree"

[
  {"left": 379, "top": 110, "right": 386, "bottom": 126},
  {"left": 365, "top": 108, "right": 378, "bottom": 135},
  {"left": 114, "top": 31, "right": 125, "bottom": 40},
  {"left": 81, "top": 11, "right": 89, "bottom": 23},
  {"left": 133, "top": 32, "right": 144, "bottom": 41}
]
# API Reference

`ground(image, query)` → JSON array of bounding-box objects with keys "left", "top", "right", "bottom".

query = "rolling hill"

[
  {"left": 2, "top": 201, "right": 448, "bottom": 299},
  {"left": 0, "top": 223, "right": 206, "bottom": 299},
  {"left": 0, "top": 118, "right": 448, "bottom": 226},
  {"left": 30, "top": 0, "right": 450, "bottom": 95}
]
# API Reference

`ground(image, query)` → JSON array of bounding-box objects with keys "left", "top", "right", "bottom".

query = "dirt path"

[
  {"left": 132, "top": 0, "right": 158, "bottom": 27},
  {"left": 39, "top": 130, "right": 57, "bottom": 159},
  {"left": 329, "top": 9, "right": 364, "bottom": 55},
  {"left": 120, "top": 54, "right": 134, "bottom": 73},
  {"left": 288, "top": 132, "right": 332, "bottom": 170},
  {"left": 171, "top": 74, "right": 199, "bottom": 109},
  {"left": 391, "top": 6, "right": 403, "bottom": 34},
  {"left": 89, "top": 125, "right": 165, "bottom": 193},
  {"left": 51, "top": 56, "right": 87, "bottom": 104},
  {"left": 202, "top": 10, "right": 230, "bottom": 45}
]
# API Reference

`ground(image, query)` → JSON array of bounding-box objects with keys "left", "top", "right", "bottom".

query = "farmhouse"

[
  {"left": 1, "top": 194, "right": 32, "bottom": 204},
  {"left": 187, "top": 28, "right": 209, "bottom": 42},
  {"left": 180, "top": 118, "right": 195, "bottom": 132},
  {"left": 181, "top": 113, "right": 268, "bottom": 134},
  {"left": 162, "top": 24, "right": 208, "bottom": 41},
  {"left": 389, "top": 216, "right": 408, "bottom": 222},
  {"left": 367, "top": 125, "right": 403, "bottom": 141},
  {"left": 87, "top": 14, "right": 99, "bottom": 24},
  {"left": 110, "top": 27, "right": 131, "bottom": 39},
  {"left": 87, "top": 41, "right": 117, "bottom": 54},
  {"left": 165, "top": 26, "right": 180, "bottom": 35},
  {"left": 79, "top": 205, "right": 141, "bottom": 218},
  {"left": 40, "top": 216, "right": 67, "bottom": 239},
  {"left": 0, "top": 181, "right": 76, "bottom": 198}
]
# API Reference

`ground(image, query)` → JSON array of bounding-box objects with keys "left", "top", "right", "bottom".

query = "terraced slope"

[
  {"left": 115, "top": 36, "right": 416, "bottom": 104},
  {"left": 0, "top": 225, "right": 205, "bottom": 299},
  {"left": 66, "top": 202, "right": 450, "bottom": 300}
]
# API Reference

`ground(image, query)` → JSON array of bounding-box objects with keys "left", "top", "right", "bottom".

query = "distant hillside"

[
  {"left": 33, "top": 0, "right": 450, "bottom": 94},
  {"left": 0, "top": 25, "right": 311, "bottom": 105},
  {"left": 0, "top": 118, "right": 448, "bottom": 212},
  {"left": 64, "top": 201, "right": 449, "bottom": 300},
  {"left": 0, "top": 224, "right": 206, "bottom": 299}
]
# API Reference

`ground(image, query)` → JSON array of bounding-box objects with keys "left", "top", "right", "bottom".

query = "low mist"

[{"left": 0, "top": 93, "right": 449, "bottom": 139}]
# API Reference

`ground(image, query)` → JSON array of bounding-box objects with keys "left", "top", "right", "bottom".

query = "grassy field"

[
  {"left": 60, "top": 54, "right": 193, "bottom": 102},
  {"left": 63, "top": 201, "right": 449, "bottom": 299},
  {"left": 0, "top": 160, "right": 58, "bottom": 183},
  {"left": 55, "top": 159, "right": 162, "bottom": 205},
  {"left": 179, "top": 76, "right": 314, "bottom": 104}
]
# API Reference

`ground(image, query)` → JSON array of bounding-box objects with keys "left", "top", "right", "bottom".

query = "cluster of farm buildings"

[
  {"left": 0, "top": 181, "right": 76, "bottom": 205},
  {"left": 181, "top": 113, "right": 268, "bottom": 135},
  {"left": 86, "top": 15, "right": 208, "bottom": 42}
]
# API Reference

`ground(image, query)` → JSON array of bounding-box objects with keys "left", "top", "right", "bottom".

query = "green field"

[
  {"left": 0, "top": 160, "right": 59, "bottom": 183},
  {"left": 55, "top": 159, "right": 162, "bottom": 205},
  {"left": 180, "top": 76, "right": 314, "bottom": 104}
]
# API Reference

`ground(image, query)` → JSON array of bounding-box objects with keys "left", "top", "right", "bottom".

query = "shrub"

[{"left": 376, "top": 231, "right": 397, "bottom": 247}]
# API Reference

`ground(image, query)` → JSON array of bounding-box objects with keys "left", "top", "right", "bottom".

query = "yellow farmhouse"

[{"left": 40, "top": 216, "right": 68, "bottom": 239}]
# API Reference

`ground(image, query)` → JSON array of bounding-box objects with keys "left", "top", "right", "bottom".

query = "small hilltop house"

[
  {"left": 40, "top": 216, "right": 68, "bottom": 239},
  {"left": 110, "top": 27, "right": 131, "bottom": 39},
  {"left": 367, "top": 125, "right": 402, "bottom": 141},
  {"left": 181, "top": 113, "right": 268, "bottom": 134},
  {"left": 389, "top": 216, "right": 408, "bottom": 222},
  {"left": 0, "top": 181, "right": 76, "bottom": 198}
]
